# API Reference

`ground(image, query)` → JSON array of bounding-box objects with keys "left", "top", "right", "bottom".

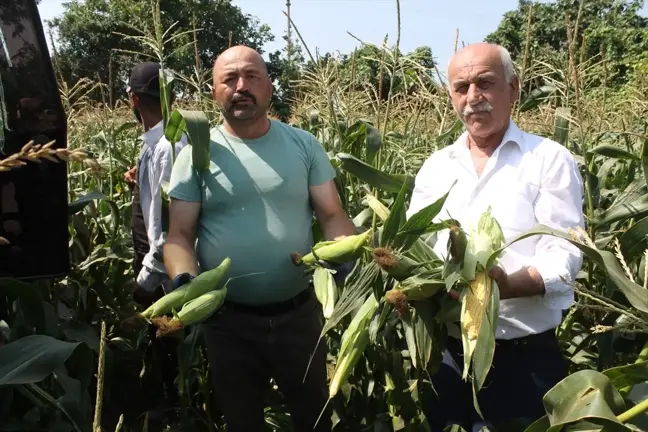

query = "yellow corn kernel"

[{"left": 462, "top": 271, "right": 491, "bottom": 341}]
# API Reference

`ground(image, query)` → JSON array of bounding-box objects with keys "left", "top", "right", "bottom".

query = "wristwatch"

[{"left": 172, "top": 272, "right": 195, "bottom": 290}]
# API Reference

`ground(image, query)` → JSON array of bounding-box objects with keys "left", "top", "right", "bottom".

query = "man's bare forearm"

[
  {"left": 320, "top": 212, "right": 356, "bottom": 240},
  {"left": 163, "top": 236, "right": 199, "bottom": 279}
]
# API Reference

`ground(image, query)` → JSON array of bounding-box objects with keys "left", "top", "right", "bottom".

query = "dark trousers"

[
  {"left": 426, "top": 329, "right": 567, "bottom": 431},
  {"left": 203, "top": 289, "right": 331, "bottom": 432}
]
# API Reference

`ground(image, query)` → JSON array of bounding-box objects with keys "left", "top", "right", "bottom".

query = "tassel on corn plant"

[
  {"left": 291, "top": 228, "right": 373, "bottom": 266},
  {"left": 153, "top": 286, "right": 228, "bottom": 337},
  {"left": 131, "top": 257, "right": 231, "bottom": 323}
]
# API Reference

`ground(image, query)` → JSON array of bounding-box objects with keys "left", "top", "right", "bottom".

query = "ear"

[
  {"left": 509, "top": 76, "right": 520, "bottom": 105},
  {"left": 130, "top": 92, "right": 140, "bottom": 107}
]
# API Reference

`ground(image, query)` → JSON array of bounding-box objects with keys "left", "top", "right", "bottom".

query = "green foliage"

[
  {"left": 48, "top": 0, "right": 275, "bottom": 104},
  {"left": 485, "top": 0, "right": 648, "bottom": 86}
]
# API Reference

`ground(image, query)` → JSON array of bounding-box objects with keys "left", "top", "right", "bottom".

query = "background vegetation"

[{"left": 3, "top": 0, "right": 648, "bottom": 431}]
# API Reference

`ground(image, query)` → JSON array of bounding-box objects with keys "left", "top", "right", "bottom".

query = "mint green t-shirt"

[{"left": 167, "top": 120, "right": 336, "bottom": 305}]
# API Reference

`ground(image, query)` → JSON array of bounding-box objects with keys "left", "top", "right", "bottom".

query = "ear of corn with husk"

[
  {"left": 329, "top": 293, "right": 379, "bottom": 398},
  {"left": 385, "top": 273, "right": 446, "bottom": 316},
  {"left": 292, "top": 228, "right": 373, "bottom": 266},
  {"left": 372, "top": 247, "right": 423, "bottom": 281},
  {"left": 154, "top": 286, "right": 228, "bottom": 337},
  {"left": 313, "top": 267, "right": 338, "bottom": 319},
  {"left": 458, "top": 208, "right": 505, "bottom": 385},
  {"left": 138, "top": 256, "right": 231, "bottom": 321}
]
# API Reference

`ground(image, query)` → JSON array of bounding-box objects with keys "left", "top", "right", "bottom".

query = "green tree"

[
  {"left": 485, "top": 0, "right": 648, "bottom": 85},
  {"left": 47, "top": 0, "right": 275, "bottom": 104}
]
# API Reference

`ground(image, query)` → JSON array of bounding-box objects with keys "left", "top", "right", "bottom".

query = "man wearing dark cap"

[
  {"left": 125, "top": 61, "right": 187, "bottom": 295},
  {"left": 124, "top": 61, "right": 188, "bottom": 417}
]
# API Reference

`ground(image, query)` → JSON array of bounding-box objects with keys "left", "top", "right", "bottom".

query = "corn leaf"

[
  {"left": 553, "top": 107, "right": 571, "bottom": 147},
  {"left": 594, "top": 198, "right": 648, "bottom": 229},
  {"left": 320, "top": 262, "right": 381, "bottom": 337},
  {"left": 488, "top": 225, "right": 648, "bottom": 314},
  {"left": 381, "top": 180, "right": 409, "bottom": 247},
  {"left": 365, "top": 123, "right": 382, "bottom": 165},
  {"left": 534, "top": 369, "right": 630, "bottom": 432},
  {"left": 641, "top": 132, "right": 648, "bottom": 187},
  {"left": 588, "top": 145, "right": 640, "bottom": 161},
  {"left": 395, "top": 180, "right": 457, "bottom": 249},
  {"left": 336, "top": 152, "right": 414, "bottom": 193},
  {"left": 619, "top": 215, "right": 648, "bottom": 263},
  {"left": 602, "top": 361, "right": 648, "bottom": 391},
  {"left": 68, "top": 190, "right": 106, "bottom": 215},
  {"left": 165, "top": 108, "right": 210, "bottom": 170},
  {"left": 159, "top": 68, "right": 175, "bottom": 130},
  {"left": 517, "top": 85, "right": 557, "bottom": 113},
  {"left": 400, "top": 312, "right": 418, "bottom": 369},
  {"left": 0, "top": 335, "right": 84, "bottom": 386}
]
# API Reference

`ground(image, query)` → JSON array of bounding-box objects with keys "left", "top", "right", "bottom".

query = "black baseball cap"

[{"left": 126, "top": 62, "right": 161, "bottom": 97}]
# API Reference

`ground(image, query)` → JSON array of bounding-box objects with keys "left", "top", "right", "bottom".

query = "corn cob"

[
  {"left": 460, "top": 270, "right": 492, "bottom": 380},
  {"left": 138, "top": 256, "right": 231, "bottom": 320},
  {"left": 329, "top": 293, "right": 378, "bottom": 398},
  {"left": 291, "top": 229, "right": 373, "bottom": 266},
  {"left": 372, "top": 247, "right": 422, "bottom": 281},
  {"left": 385, "top": 274, "right": 445, "bottom": 316},
  {"left": 313, "top": 267, "right": 337, "bottom": 319},
  {"left": 153, "top": 287, "right": 228, "bottom": 337},
  {"left": 182, "top": 257, "right": 231, "bottom": 302},
  {"left": 448, "top": 225, "right": 467, "bottom": 265}
]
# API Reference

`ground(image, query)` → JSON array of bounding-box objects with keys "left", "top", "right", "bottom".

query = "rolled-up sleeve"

[{"left": 531, "top": 147, "right": 585, "bottom": 310}]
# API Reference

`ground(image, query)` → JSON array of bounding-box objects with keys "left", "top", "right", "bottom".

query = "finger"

[{"left": 449, "top": 289, "right": 460, "bottom": 301}]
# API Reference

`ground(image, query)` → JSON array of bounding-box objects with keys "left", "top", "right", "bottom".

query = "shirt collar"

[
  {"left": 140, "top": 120, "right": 164, "bottom": 149},
  {"left": 449, "top": 118, "right": 525, "bottom": 158}
]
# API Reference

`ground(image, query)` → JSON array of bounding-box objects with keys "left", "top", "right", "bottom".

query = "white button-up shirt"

[
  {"left": 406, "top": 119, "right": 585, "bottom": 340},
  {"left": 137, "top": 120, "right": 188, "bottom": 292}
]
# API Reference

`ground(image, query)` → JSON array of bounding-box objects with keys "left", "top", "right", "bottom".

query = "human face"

[
  {"left": 212, "top": 49, "right": 272, "bottom": 123},
  {"left": 448, "top": 45, "right": 518, "bottom": 143},
  {"left": 128, "top": 92, "right": 142, "bottom": 124}
]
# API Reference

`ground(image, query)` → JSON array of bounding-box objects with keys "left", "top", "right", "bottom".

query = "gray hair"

[
  {"left": 497, "top": 45, "right": 516, "bottom": 83},
  {"left": 446, "top": 43, "right": 517, "bottom": 89}
]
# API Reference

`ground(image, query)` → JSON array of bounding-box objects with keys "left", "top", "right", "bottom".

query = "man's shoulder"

[
  {"left": 154, "top": 132, "right": 188, "bottom": 158},
  {"left": 520, "top": 129, "right": 577, "bottom": 165},
  {"left": 272, "top": 120, "right": 320, "bottom": 146},
  {"left": 415, "top": 143, "right": 457, "bottom": 175}
]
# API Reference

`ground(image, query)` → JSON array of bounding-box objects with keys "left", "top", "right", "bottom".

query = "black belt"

[
  {"left": 495, "top": 328, "right": 559, "bottom": 349},
  {"left": 223, "top": 288, "right": 313, "bottom": 317},
  {"left": 448, "top": 328, "right": 558, "bottom": 351}
]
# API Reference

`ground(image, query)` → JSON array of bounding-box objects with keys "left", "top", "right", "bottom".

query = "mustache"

[
  {"left": 463, "top": 101, "right": 493, "bottom": 116},
  {"left": 230, "top": 90, "right": 257, "bottom": 105}
]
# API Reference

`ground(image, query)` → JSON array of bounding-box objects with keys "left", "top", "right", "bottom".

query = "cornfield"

[{"left": 3, "top": 2, "right": 648, "bottom": 432}]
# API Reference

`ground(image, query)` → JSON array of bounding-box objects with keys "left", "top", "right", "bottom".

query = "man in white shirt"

[
  {"left": 125, "top": 62, "right": 188, "bottom": 296},
  {"left": 124, "top": 61, "right": 188, "bottom": 417},
  {"left": 406, "top": 43, "right": 584, "bottom": 430}
]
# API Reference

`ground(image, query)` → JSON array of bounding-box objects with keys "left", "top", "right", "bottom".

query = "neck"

[
  {"left": 142, "top": 112, "right": 163, "bottom": 132},
  {"left": 467, "top": 123, "right": 509, "bottom": 157},
  {"left": 223, "top": 116, "right": 271, "bottom": 140}
]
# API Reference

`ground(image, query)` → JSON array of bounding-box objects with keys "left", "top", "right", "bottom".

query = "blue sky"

[{"left": 37, "top": 0, "right": 648, "bottom": 73}]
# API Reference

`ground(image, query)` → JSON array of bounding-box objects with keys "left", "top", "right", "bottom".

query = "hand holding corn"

[{"left": 125, "top": 257, "right": 232, "bottom": 337}]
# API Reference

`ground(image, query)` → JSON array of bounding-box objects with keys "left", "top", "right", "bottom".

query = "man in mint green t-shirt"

[{"left": 164, "top": 45, "right": 356, "bottom": 432}]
